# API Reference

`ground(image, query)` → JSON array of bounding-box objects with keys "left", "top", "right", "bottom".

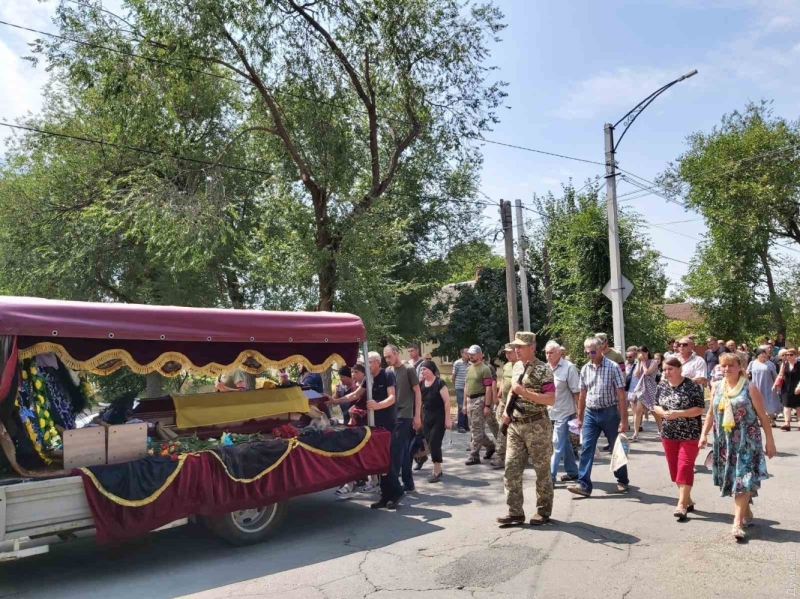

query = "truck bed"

[{"left": 1, "top": 476, "right": 92, "bottom": 542}]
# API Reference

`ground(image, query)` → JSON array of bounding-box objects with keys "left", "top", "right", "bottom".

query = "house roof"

[
  {"left": 660, "top": 302, "right": 701, "bottom": 323},
  {"left": 427, "top": 280, "right": 475, "bottom": 328}
]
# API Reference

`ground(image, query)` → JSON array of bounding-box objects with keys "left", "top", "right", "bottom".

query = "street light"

[{"left": 604, "top": 69, "right": 698, "bottom": 352}]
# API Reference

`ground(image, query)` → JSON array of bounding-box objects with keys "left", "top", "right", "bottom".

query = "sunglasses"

[
  {"left": 584, "top": 349, "right": 598, "bottom": 355},
  {"left": 787, "top": 353, "right": 796, "bottom": 357},
  {"left": 677, "top": 343, "right": 690, "bottom": 347}
]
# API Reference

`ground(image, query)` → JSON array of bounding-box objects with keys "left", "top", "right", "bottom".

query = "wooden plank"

[
  {"left": 4, "top": 476, "right": 91, "bottom": 535},
  {"left": 62, "top": 427, "right": 106, "bottom": 470},
  {"left": 106, "top": 423, "right": 147, "bottom": 465}
]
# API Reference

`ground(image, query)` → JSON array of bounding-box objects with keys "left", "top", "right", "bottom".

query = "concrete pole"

[
  {"left": 514, "top": 199, "right": 531, "bottom": 331},
  {"left": 501, "top": 200, "right": 519, "bottom": 340},
  {"left": 604, "top": 123, "right": 626, "bottom": 352}
]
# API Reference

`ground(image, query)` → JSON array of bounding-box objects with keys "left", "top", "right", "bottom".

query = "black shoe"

[
  {"left": 386, "top": 491, "right": 405, "bottom": 509},
  {"left": 370, "top": 498, "right": 389, "bottom": 510},
  {"left": 414, "top": 456, "right": 427, "bottom": 471},
  {"left": 560, "top": 474, "right": 579, "bottom": 482},
  {"left": 484, "top": 446, "right": 496, "bottom": 461},
  {"left": 457, "top": 428, "right": 468, "bottom": 434},
  {"left": 465, "top": 456, "right": 481, "bottom": 465},
  {"left": 638, "top": 426, "right": 644, "bottom": 432},
  {"left": 601, "top": 444, "right": 611, "bottom": 452}
]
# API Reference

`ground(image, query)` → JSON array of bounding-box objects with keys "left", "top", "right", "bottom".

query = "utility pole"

[
  {"left": 542, "top": 245, "right": 553, "bottom": 327},
  {"left": 514, "top": 199, "right": 531, "bottom": 331},
  {"left": 501, "top": 200, "right": 519, "bottom": 340},
  {"left": 604, "top": 123, "right": 625, "bottom": 353}
]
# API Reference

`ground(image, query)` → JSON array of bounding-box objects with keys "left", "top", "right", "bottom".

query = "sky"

[{"left": 1, "top": 0, "right": 800, "bottom": 290}]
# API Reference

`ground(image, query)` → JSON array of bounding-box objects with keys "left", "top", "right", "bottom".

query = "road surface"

[{"left": 2, "top": 421, "right": 799, "bottom": 598}]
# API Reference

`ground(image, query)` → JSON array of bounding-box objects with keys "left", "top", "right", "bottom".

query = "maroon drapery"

[
  {"left": 75, "top": 427, "right": 390, "bottom": 543},
  {"left": 0, "top": 336, "right": 17, "bottom": 404}
]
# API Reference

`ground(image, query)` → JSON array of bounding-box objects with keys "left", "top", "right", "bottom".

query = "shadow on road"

[
  {"left": 689, "top": 509, "right": 800, "bottom": 543},
  {"left": 0, "top": 491, "right": 447, "bottom": 599},
  {"left": 548, "top": 520, "right": 640, "bottom": 547}
]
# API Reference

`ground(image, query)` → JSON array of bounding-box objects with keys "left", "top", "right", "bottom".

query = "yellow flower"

[
  {"left": 35, "top": 405, "right": 40, "bottom": 413},
  {"left": 39, "top": 418, "right": 46, "bottom": 429},
  {"left": 37, "top": 394, "right": 45, "bottom": 404},
  {"left": 47, "top": 420, "right": 54, "bottom": 429},
  {"left": 30, "top": 367, "right": 37, "bottom": 376},
  {"left": 43, "top": 431, "right": 50, "bottom": 441},
  {"left": 21, "top": 371, "right": 28, "bottom": 380},
  {"left": 14, "top": 399, "right": 19, "bottom": 407},
  {"left": 44, "top": 410, "right": 50, "bottom": 418},
  {"left": 34, "top": 380, "right": 42, "bottom": 390}
]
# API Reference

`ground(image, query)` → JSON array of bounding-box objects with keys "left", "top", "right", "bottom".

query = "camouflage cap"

[
  {"left": 503, "top": 343, "right": 517, "bottom": 352},
  {"left": 509, "top": 331, "right": 536, "bottom": 346}
]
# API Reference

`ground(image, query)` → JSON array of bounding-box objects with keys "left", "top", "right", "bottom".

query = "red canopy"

[{"left": 0, "top": 296, "right": 365, "bottom": 343}]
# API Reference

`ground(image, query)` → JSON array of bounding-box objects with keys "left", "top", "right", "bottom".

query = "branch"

[
  {"left": 364, "top": 48, "right": 379, "bottom": 187},
  {"left": 212, "top": 126, "right": 279, "bottom": 169},
  {"left": 214, "top": 16, "right": 318, "bottom": 189},
  {"left": 285, "top": 0, "right": 373, "bottom": 111},
  {"left": 96, "top": 278, "right": 135, "bottom": 304}
]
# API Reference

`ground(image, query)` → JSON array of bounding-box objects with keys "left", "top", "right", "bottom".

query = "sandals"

[
  {"left": 673, "top": 507, "right": 687, "bottom": 521},
  {"left": 781, "top": 425, "right": 791, "bottom": 431},
  {"left": 732, "top": 525, "right": 747, "bottom": 540}
]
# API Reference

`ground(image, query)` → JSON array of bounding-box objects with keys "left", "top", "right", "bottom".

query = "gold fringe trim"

[
  {"left": 18, "top": 342, "right": 346, "bottom": 377},
  {"left": 80, "top": 428, "right": 372, "bottom": 505},
  {"left": 296, "top": 426, "right": 372, "bottom": 457},
  {"left": 79, "top": 454, "right": 189, "bottom": 507},
  {"left": 200, "top": 440, "right": 295, "bottom": 483}
]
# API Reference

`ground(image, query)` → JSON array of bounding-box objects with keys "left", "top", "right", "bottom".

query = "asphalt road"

[{"left": 2, "top": 422, "right": 799, "bottom": 599}]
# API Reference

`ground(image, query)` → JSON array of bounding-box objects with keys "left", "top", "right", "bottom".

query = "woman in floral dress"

[
  {"left": 629, "top": 346, "right": 660, "bottom": 440},
  {"left": 700, "top": 353, "right": 776, "bottom": 540}
]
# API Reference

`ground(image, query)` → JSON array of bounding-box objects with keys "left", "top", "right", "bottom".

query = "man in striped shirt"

[
  {"left": 452, "top": 347, "right": 470, "bottom": 433},
  {"left": 568, "top": 336, "right": 630, "bottom": 497}
]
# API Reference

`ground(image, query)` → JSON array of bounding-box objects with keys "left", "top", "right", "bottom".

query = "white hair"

[
  {"left": 584, "top": 336, "right": 602, "bottom": 349},
  {"left": 368, "top": 351, "right": 382, "bottom": 362},
  {"left": 544, "top": 340, "right": 562, "bottom": 352}
]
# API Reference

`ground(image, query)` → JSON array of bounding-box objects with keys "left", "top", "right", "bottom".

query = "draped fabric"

[
  {"left": 173, "top": 387, "right": 309, "bottom": 429},
  {"left": 75, "top": 426, "right": 389, "bottom": 543}
]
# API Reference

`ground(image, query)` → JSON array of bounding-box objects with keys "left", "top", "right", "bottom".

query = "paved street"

[{"left": 2, "top": 422, "right": 799, "bottom": 599}]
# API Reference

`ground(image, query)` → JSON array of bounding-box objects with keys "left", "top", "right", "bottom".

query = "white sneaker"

[
  {"left": 358, "top": 481, "right": 378, "bottom": 494},
  {"left": 335, "top": 483, "right": 355, "bottom": 497}
]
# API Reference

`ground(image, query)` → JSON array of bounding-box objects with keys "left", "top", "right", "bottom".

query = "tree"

[
  {"left": 659, "top": 101, "right": 800, "bottom": 336},
  {"left": 530, "top": 184, "right": 667, "bottom": 361},
  {"left": 26, "top": 0, "right": 506, "bottom": 314},
  {"left": 428, "top": 266, "right": 547, "bottom": 361}
]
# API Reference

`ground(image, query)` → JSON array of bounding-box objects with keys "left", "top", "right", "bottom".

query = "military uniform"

[
  {"left": 495, "top": 351, "right": 516, "bottom": 462},
  {"left": 465, "top": 359, "right": 499, "bottom": 461},
  {"left": 503, "top": 347, "right": 555, "bottom": 520}
]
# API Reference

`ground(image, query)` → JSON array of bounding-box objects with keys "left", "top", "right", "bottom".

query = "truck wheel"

[{"left": 204, "top": 502, "right": 288, "bottom": 546}]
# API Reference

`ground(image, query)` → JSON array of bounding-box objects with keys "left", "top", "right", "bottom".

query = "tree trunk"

[
  {"left": 145, "top": 372, "right": 163, "bottom": 398},
  {"left": 759, "top": 248, "right": 786, "bottom": 336},
  {"left": 225, "top": 270, "right": 245, "bottom": 309},
  {"left": 313, "top": 188, "right": 338, "bottom": 312}
]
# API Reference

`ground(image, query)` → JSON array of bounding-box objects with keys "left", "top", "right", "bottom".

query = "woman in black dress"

[
  {"left": 778, "top": 348, "right": 800, "bottom": 431},
  {"left": 419, "top": 360, "right": 451, "bottom": 483}
]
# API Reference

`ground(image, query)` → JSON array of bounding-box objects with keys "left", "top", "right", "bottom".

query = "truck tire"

[{"left": 203, "top": 502, "right": 288, "bottom": 546}]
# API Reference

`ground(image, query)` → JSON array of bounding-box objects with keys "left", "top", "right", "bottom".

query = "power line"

[
  {"left": 658, "top": 253, "right": 691, "bottom": 265},
  {"left": 0, "top": 121, "right": 274, "bottom": 176},
  {"left": 474, "top": 138, "right": 605, "bottom": 166}
]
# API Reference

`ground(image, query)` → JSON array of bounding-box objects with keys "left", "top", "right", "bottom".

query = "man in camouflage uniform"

[
  {"left": 491, "top": 343, "right": 518, "bottom": 469},
  {"left": 497, "top": 331, "right": 557, "bottom": 526},
  {"left": 464, "top": 345, "right": 498, "bottom": 465}
]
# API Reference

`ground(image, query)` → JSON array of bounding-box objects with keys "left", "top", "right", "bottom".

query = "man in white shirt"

[
  {"left": 677, "top": 337, "right": 707, "bottom": 387},
  {"left": 545, "top": 341, "right": 581, "bottom": 483}
]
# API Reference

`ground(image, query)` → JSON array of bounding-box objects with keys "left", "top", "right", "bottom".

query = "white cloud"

[{"left": 553, "top": 67, "right": 683, "bottom": 121}]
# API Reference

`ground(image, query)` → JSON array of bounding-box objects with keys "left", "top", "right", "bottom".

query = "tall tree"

[
  {"left": 659, "top": 101, "right": 800, "bottom": 335},
  {"left": 28, "top": 0, "right": 506, "bottom": 312},
  {"left": 530, "top": 184, "right": 667, "bottom": 360}
]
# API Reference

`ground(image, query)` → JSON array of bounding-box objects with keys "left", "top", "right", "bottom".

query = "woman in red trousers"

[{"left": 653, "top": 357, "right": 706, "bottom": 521}]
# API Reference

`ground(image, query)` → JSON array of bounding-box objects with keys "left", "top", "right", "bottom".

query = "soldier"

[
  {"left": 496, "top": 331, "right": 557, "bottom": 526},
  {"left": 491, "top": 343, "right": 518, "bottom": 469},
  {"left": 464, "top": 345, "right": 499, "bottom": 465}
]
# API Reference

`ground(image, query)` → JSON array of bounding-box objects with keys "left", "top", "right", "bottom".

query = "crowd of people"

[{"left": 324, "top": 332, "right": 793, "bottom": 541}]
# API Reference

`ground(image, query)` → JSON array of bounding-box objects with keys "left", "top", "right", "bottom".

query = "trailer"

[{"left": 0, "top": 297, "right": 386, "bottom": 560}]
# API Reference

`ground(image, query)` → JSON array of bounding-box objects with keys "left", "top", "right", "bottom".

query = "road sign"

[{"left": 602, "top": 275, "right": 634, "bottom": 303}]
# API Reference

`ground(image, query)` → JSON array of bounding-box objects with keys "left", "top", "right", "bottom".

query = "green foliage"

[
  {"left": 660, "top": 101, "right": 800, "bottom": 338},
  {"left": 665, "top": 319, "right": 709, "bottom": 343},
  {"left": 428, "top": 266, "right": 547, "bottom": 361},
  {"left": 530, "top": 184, "right": 668, "bottom": 363},
  {"left": 0, "top": 0, "right": 505, "bottom": 339}
]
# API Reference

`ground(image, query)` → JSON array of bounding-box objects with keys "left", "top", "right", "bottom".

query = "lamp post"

[{"left": 604, "top": 69, "right": 697, "bottom": 352}]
